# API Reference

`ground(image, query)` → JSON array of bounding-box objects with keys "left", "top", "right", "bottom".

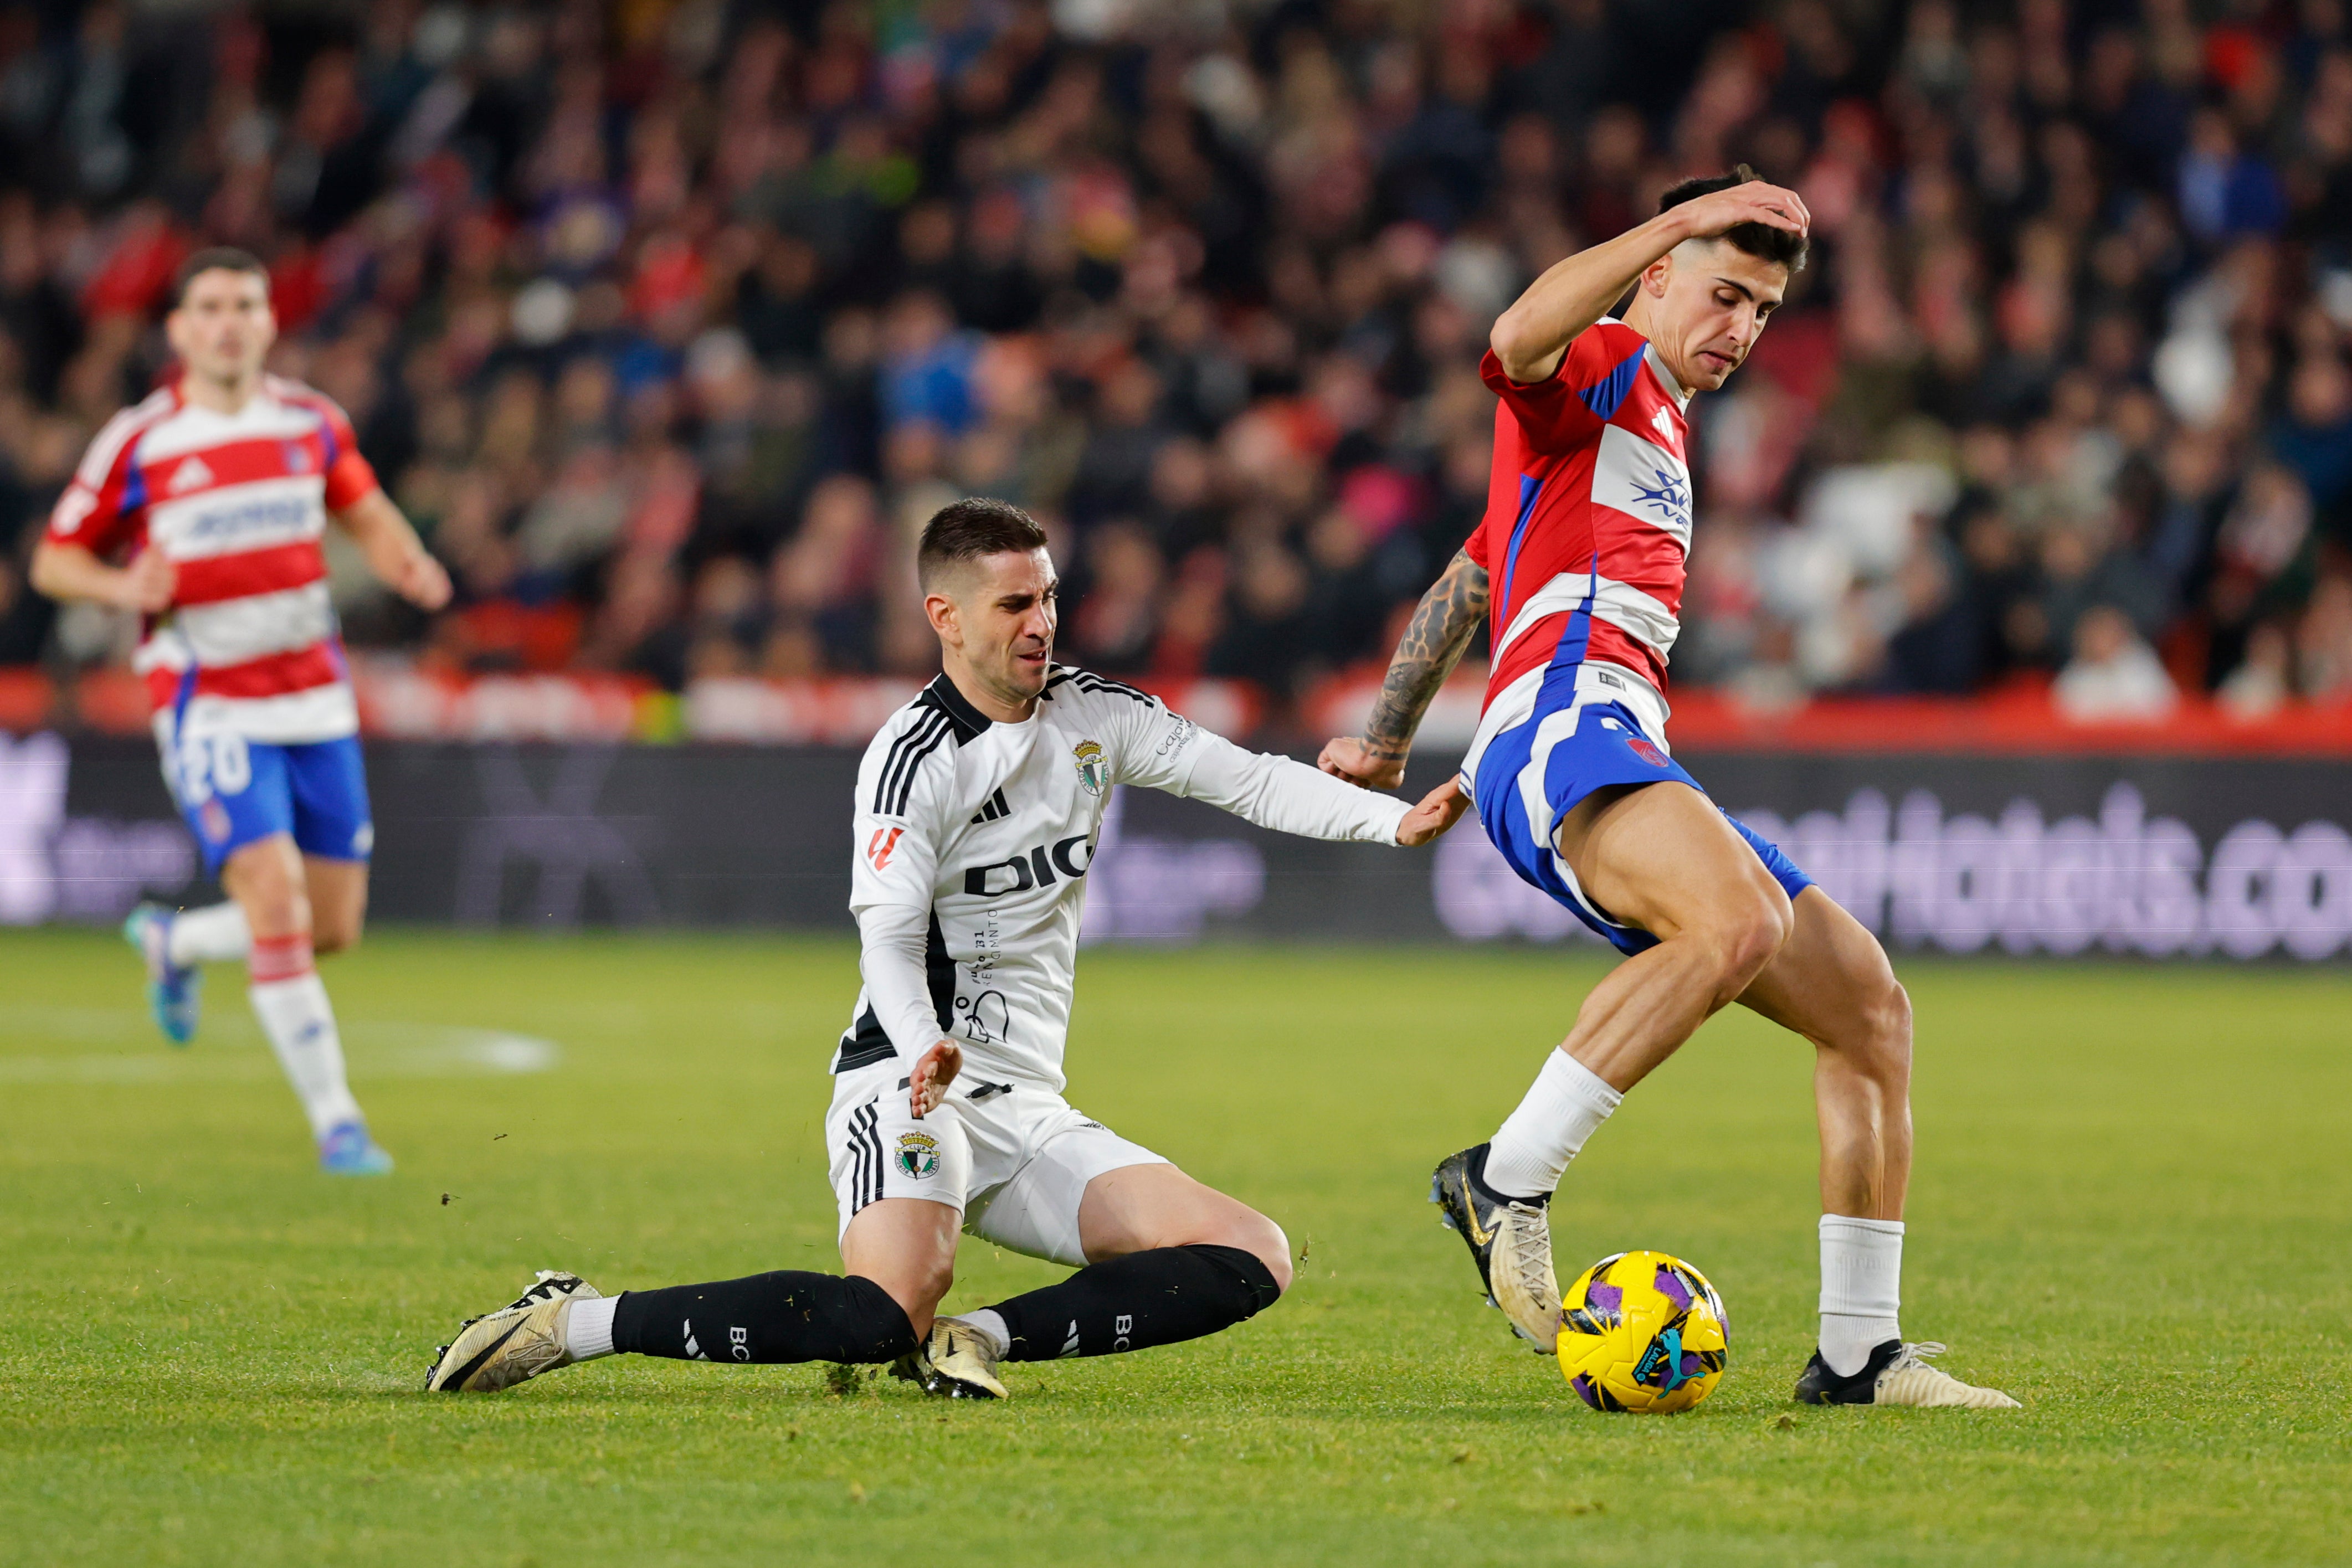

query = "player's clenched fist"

[{"left": 910, "top": 1039, "right": 962, "bottom": 1119}]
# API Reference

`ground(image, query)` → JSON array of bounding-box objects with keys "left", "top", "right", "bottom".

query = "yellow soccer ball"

[{"left": 1556, "top": 1250, "right": 1729, "bottom": 1413}]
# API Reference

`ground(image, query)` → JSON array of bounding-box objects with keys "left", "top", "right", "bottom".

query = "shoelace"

[
  {"left": 1504, "top": 1204, "right": 1560, "bottom": 1308},
  {"left": 1887, "top": 1340, "right": 1949, "bottom": 1371}
]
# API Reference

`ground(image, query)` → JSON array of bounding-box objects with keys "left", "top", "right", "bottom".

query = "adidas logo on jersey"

[
  {"left": 1650, "top": 404, "right": 1675, "bottom": 441},
  {"left": 167, "top": 455, "right": 215, "bottom": 495}
]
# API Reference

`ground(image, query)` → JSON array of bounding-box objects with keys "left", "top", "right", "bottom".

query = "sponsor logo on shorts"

[
  {"left": 1626, "top": 736, "right": 1670, "bottom": 768},
  {"left": 895, "top": 1131, "right": 940, "bottom": 1179},
  {"left": 1072, "top": 739, "right": 1107, "bottom": 796}
]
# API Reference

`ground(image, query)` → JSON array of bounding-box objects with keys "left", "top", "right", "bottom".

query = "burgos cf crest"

[
  {"left": 1072, "top": 739, "right": 1108, "bottom": 797},
  {"left": 895, "top": 1132, "right": 940, "bottom": 1179}
]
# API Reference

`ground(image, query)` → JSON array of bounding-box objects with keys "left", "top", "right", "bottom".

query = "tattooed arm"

[{"left": 1318, "top": 548, "right": 1490, "bottom": 792}]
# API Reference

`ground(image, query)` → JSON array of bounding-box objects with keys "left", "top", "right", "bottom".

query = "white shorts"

[{"left": 824, "top": 1062, "right": 1168, "bottom": 1268}]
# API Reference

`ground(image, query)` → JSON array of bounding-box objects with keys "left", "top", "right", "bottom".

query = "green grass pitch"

[{"left": 3, "top": 928, "right": 2346, "bottom": 1567}]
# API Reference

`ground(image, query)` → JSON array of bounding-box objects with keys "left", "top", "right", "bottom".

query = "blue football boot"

[
  {"left": 319, "top": 1120, "right": 395, "bottom": 1176},
  {"left": 122, "top": 903, "right": 201, "bottom": 1046}
]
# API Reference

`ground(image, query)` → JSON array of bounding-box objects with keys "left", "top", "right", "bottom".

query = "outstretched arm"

[
  {"left": 1115, "top": 697, "right": 1460, "bottom": 846},
  {"left": 1319, "top": 548, "right": 1489, "bottom": 791},
  {"left": 1489, "top": 178, "right": 1810, "bottom": 383}
]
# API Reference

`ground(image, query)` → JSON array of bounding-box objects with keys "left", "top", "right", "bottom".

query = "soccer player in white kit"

[
  {"left": 427, "top": 498, "right": 1460, "bottom": 1397},
  {"left": 30, "top": 249, "right": 451, "bottom": 1173}
]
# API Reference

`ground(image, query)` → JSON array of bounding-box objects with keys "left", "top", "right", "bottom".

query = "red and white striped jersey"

[
  {"left": 1467, "top": 318, "right": 1693, "bottom": 711},
  {"left": 47, "top": 376, "right": 381, "bottom": 743}
]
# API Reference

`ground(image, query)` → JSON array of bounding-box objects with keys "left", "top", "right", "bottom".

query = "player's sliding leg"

[
  {"left": 220, "top": 835, "right": 389, "bottom": 1175},
  {"left": 1737, "top": 891, "right": 2019, "bottom": 1409},
  {"left": 1438, "top": 782, "right": 1792, "bottom": 1349},
  {"left": 123, "top": 900, "right": 247, "bottom": 1044},
  {"left": 427, "top": 1199, "right": 949, "bottom": 1393},
  {"left": 918, "top": 1164, "right": 1288, "bottom": 1399}
]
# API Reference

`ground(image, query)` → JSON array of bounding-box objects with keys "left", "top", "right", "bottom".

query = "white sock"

[
  {"left": 956, "top": 1308, "right": 1010, "bottom": 1358},
  {"left": 566, "top": 1294, "right": 618, "bottom": 1361},
  {"left": 167, "top": 901, "right": 250, "bottom": 965},
  {"left": 1483, "top": 1049, "right": 1624, "bottom": 1199},
  {"left": 248, "top": 934, "right": 363, "bottom": 1139},
  {"left": 1819, "top": 1214, "right": 1904, "bottom": 1376}
]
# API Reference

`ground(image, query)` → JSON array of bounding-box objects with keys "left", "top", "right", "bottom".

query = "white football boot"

[
  {"left": 426, "top": 1271, "right": 602, "bottom": 1393},
  {"left": 892, "top": 1316, "right": 1009, "bottom": 1400},
  {"left": 1430, "top": 1144, "right": 1563, "bottom": 1352},
  {"left": 1795, "top": 1339, "right": 2021, "bottom": 1408}
]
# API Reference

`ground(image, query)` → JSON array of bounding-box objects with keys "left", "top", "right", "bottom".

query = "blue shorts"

[
  {"left": 1466, "top": 667, "right": 1811, "bottom": 957},
  {"left": 162, "top": 724, "right": 374, "bottom": 877}
]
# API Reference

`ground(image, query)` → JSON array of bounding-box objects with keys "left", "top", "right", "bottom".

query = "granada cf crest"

[
  {"left": 1626, "top": 736, "right": 1670, "bottom": 769},
  {"left": 1072, "top": 739, "right": 1108, "bottom": 796},
  {"left": 895, "top": 1132, "right": 940, "bottom": 1179}
]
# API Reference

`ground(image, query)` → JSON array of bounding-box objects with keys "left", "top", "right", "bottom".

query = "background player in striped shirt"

[
  {"left": 30, "top": 249, "right": 450, "bottom": 1175},
  {"left": 1322, "top": 171, "right": 2016, "bottom": 1408}
]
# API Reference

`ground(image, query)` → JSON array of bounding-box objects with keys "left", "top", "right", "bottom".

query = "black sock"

[
  {"left": 609, "top": 1272, "right": 916, "bottom": 1364},
  {"left": 990, "top": 1245, "right": 1282, "bottom": 1363}
]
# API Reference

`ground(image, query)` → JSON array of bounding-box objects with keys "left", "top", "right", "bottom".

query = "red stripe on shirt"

[
  {"left": 139, "top": 433, "right": 329, "bottom": 499},
  {"left": 1593, "top": 523, "right": 1687, "bottom": 614},
  {"left": 1490, "top": 610, "right": 1671, "bottom": 696},
  {"left": 172, "top": 540, "right": 328, "bottom": 605},
  {"left": 190, "top": 642, "right": 343, "bottom": 700},
  {"left": 1584, "top": 621, "right": 1667, "bottom": 689}
]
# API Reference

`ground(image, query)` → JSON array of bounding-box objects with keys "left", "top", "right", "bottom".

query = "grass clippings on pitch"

[{"left": 2, "top": 929, "right": 2346, "bottom": 1567}]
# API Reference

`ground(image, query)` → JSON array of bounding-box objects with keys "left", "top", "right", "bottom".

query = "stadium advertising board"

[{"left": 6, "top": 733, "right": 2348, "bottom": 962}]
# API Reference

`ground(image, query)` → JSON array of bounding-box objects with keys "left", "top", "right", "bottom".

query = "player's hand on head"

[
  {"left": 911, "top": 1039, "right": 962, "bottom": 1119},
  {"left": 1678, "top": 179, "right": 1810, "bottom": 240},
  {"left": 1318, "top": 736, "right": 1407, "bottom": 790},
  {"left": 1396, "top": 776, "right": 1471, "bottom": 847},
  {"left": 120, "top": 548, "right": 177, "bottom": 614}
]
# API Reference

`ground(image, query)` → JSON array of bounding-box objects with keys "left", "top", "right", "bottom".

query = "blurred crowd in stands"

[{"left": 0, "top": 0, "right": 2350, "bottom": 724}]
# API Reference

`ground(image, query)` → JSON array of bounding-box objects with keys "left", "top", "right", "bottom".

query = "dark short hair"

[
  {"left": 917, "top": 497, "right": 1049, "bottom": 589},
  {"left": 1658, "top": 165, "right": 1809, "bottom": 274},
  {"left": 173, "top": 247, "right": 270, "bottom": 307}
]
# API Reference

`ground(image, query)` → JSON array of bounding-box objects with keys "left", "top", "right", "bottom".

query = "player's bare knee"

[
  {"left": 311, "top": 916, "right": 362, "bottom": 957},
  {"left": 1703, "top": 883, "right": 1791, "bottom": 996},
  {"left": 1188, "top": 1207, "right": 1291, "bottom": 1295},
  {"left": 1245, "top": 1215, "right": 1293, "bottom": 1296}
]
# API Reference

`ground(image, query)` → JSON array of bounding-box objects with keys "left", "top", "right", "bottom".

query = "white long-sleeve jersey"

[{"left": 841, "top": 666, "right": 1410, "bottom": 1091}]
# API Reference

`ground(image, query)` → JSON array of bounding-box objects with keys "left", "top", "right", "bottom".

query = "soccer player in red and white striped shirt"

[
  {"left": 1323, "top": 171, "right": 2016, "bottom": 1408},
  {"left": 32, "top": 248, "right": 450, "bottom": 1175}
]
